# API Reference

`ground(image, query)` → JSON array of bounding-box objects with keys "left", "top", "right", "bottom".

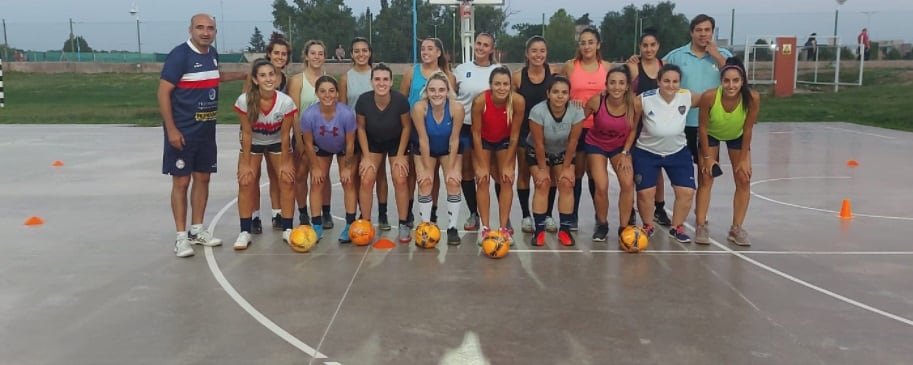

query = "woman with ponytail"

[
  {"left": 471, "top": 66, "right": 525, "bottom": 244},
  {"left": 288, "top": 40, "right": 327, "bottom": 228},
  {"left": 232, "top": 59, "right": 298, "bottom": 250},
  {"left": 584, "top": 67, "right": 640, "bottom": 243},
  {"left": 512, "top": 35, "right": 558, "bottom": 234},
  {"left": 248, "top": 32, "right": 291, "bottom": 235},
  {"left": 695, "top": 57, "right": 759, "bottom": 246}
]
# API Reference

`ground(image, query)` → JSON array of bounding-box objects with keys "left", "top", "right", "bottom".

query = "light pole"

[
  {"left": 129, "top": 2, "right": 142, "bottom": 57},
  {"left": 834, "top": 0, "right": 847, "bottom": 46}
]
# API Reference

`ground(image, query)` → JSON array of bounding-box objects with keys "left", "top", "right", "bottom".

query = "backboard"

[{"left": 428, "top": 0, "right": 505, "bottom": 5}]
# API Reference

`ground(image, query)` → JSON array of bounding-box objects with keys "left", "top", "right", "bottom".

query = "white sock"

[
  {"left": 252, "top": 210, "right": 261, "bottom": 219},
  {"left": 272, "top": 209, "right": 281, "bottom": 217},
  {"left": 176, "top": 231, "right": 188, "bottom": 240},
  {"left": 418, "top": 195, "right": 433, "bottom": 223},
  {"left": 190, "top": 224, "right": 203, "bottom": 235},
  {"left": 447, "top": 194, "right": 462, "bottom": 229}
]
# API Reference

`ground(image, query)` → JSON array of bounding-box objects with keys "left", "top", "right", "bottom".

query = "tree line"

[{"left": 266, "top": 0, "right": 692, "bottom": 63}]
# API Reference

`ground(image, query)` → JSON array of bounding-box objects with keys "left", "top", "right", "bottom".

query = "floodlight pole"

[{"left": 413, "top": 0, "right": 417, "bottom": 64}]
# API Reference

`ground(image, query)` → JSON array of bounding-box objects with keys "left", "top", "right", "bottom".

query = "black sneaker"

[
  {"left": 592, "top": 223, "right": 609, "bottom": 242},
  {"left": 322, "top": 218, "right": 334, "bottom": 230},
  {"left": 654, "top": 208, "right": 672, "bottom": 226},
  {"left": 628, "top": 208, "right": 637, "bottom": 226},
  {"left": 447, "top": 227, "right": 461, "bottom": 245},
  {"left": 299, "top": 212, "right": 311, "bottom": 226},
  {"left": 378, "top": 215, "right": 391, "bottom": 231},
  {"left": 251, "top": 217, "right": 263, "bottom": 234},
  {"left": 272, "top": 213, "right": 282, "bottom": 231}
]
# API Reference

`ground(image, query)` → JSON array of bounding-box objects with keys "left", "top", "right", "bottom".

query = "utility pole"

[
  {"left": 69, "top": 18, "right": 75, "bottom": 56},
  {"left": 730, "top": 9, "right": 735, "bottom": 46},
  {"left": 541, "top": 13, "right": 545, "bottom": 38}
]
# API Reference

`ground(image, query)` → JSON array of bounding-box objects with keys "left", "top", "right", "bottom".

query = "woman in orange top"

[{"left": 560, "top": 27, "right": 607, "bottom": 231}]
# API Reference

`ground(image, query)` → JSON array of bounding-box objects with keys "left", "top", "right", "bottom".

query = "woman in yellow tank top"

[
  {"left": 695, "top": 57, "right": 760, "bottom": 246},
  {"left": 288, "top": 40, "right": 327, "bottom": 227}
]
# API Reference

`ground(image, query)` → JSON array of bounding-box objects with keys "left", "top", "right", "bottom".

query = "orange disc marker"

[
  {"left": 24, "top": 216, "right": 45, "bottom": 226},
  {"left": 846, "top": 160, "right": 859, "bottom": 167},
  {"left": 52, "top": 160, "right": 64, "bottom": 167},
  {"left": 372, "top": 238, "right": 396, "bottom": 249}
]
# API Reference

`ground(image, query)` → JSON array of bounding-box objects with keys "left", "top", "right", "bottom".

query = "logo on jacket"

[
  {"left": 678, "top": 106, "right": 686, "bottom": 115},
  {"left": 209, "top": 89, "right": 217, "bottom": 101}
]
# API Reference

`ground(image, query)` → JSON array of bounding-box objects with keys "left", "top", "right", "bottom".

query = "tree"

[
  {"left": 575, "top": 13, "right": 593, "bottom": 26},
  {"left": 247, "top": 27, "right": 267, "bottom": 53},
  {"left": 597, "top": 1, "right": 689, "bottom": 61},
  {"left": 499, "top": 22, "right": 545, "bottom": 63},
  {"left": 62, "top": 36, "right": 92, "bottom": 53},
  {"left": 545, "top": 9, "right": 576, "bottom": 62},
  {"left": 271, "top": 0, "right": 356, "bottom": 62}
]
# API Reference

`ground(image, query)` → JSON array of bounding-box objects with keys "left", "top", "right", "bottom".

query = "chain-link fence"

[{"left": 1, "top": 10, "right": 910, "bottom": 63}]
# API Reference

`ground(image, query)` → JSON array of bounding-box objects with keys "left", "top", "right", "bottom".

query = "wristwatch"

[{"left": 621, "top": 150, "right": 630, "bottom": 155}]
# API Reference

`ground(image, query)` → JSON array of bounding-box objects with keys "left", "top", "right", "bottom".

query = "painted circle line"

[{"left": 750, "top": 176, "right": 913, "bottom": 221}]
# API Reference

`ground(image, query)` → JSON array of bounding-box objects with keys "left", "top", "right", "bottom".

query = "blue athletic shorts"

[
  {"left": 481, "top": 137, "right": 510, "bottom": 151},
  {"left": 632, "top": 147, "right": 695, "bottom": 191},
  {"left": 459, "top": 127, "right": 474, "bottom": 150},
  {"left": 576, "top": 128, "right": 589, "bottom": 152},
  {"left": 163, "top": 139, "right": 217, "bottom": 176},
  {"left": 707, "top": 134, "right": 744, "bottom": 150}
]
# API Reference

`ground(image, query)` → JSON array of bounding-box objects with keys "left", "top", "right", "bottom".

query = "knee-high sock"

[
  {"left": 572, "top": 178, "right": 583, "bottom": 220},
  {"left": 447, "top": 194, "right": 462, "bottom": 229},
  {"left": 417, "top": 195, "right": 433, "bottom": 223},
  {"left": 461, "top": 180, "right": 478, "bottom": 213},
  {"left": 518, "top": 188, "right": 531, "bottom": 218},
  {"left": 546, "top": 187, "right": 557, "bottom": 217}
]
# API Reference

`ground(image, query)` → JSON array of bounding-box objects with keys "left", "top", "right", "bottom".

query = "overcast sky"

[{"left": 2, "top": 0, "right": 911, "bottom": 53}]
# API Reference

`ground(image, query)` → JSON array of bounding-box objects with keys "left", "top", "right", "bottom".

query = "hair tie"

[{"left": 721, "top": 64, "right": 744, "bottom": 75}]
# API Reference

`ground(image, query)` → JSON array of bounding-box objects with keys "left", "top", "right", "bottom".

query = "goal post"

[{"left": 428, "top": 0, "right": 504, "bottom": 64}]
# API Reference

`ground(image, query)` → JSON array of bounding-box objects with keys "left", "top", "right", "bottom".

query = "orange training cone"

[
  {"left": 372, "top": 238, "right": 396, "bottom": 249},
  {"left": 24, "top": 216, "right": 45, "bottom": 226},
  {"left": 846, "top": 160, "right": 859, "bottom": 167},
  {"left": 52, "top": 160, "right": 64, "bottom": 167},
  {"left": 838, "top": 199, "right": 854, "bottom": 219}
]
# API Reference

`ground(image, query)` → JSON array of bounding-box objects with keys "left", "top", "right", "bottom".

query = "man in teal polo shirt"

[{"left": 663, "top": 14, "right": 732, "bottom": 163}]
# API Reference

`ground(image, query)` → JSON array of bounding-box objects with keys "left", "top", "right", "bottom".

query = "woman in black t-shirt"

[{"left": 354, "top": 63, "right": 414, "bottom": 243}]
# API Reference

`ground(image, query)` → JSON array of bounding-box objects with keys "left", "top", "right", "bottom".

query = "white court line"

[
  {"left": 680, "top": 221, "right": 913, "bottom": 328},
  {"left": 516, "top": 249, "right": 913, "bottom": 255},
  {"left": 751, "top": 176, "right": 913, "bottom": 221},
  {"left": 820, "top": 125, "right": 895, "bottom": 140},
  {"left": 309, "top": 242, "right": 371, "bottom": 365},
  {"left": 206, "top": 183, "right": 330, "bottom": 360}
]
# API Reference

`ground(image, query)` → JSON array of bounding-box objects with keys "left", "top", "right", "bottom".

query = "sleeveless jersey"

[
  {"left": 345, "top": 68, "right": 372, "bottom": 109},
  {"left": 587, "top": 95, "right": 631, "bottom": 151},
  {"left": 422, "top": 99, "right": 455, "bottom": 155},
  {"left": 517, "top": 65, "right": 553, "bottom": 134},
  {"left": 298, "top": 74, "right": 318, "bottom": 112},
  {"left": 408, "top": 64, "right": 430, "bottom": 108},
  {"left": 708, "top": 87, "right": 747, "bottom": 141},
  {"left": 233, "top": 91, "right": 298, "bottom": 146},
  {"left": 568, "top": 59, "right": 607, "bottom": 129},
  {"left": 480, "top": 90, "right": 510, "bottom": 143},
  {"left": 637, "top": 89, "right": 692, "bottom": 156},
  {"left": 633, "top": 59, "right": 662, "bottom": 95}
]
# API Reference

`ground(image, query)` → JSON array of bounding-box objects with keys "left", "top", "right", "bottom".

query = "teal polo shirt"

[{"left": 662, "top": 43, "right": 732, "bottom": 127}]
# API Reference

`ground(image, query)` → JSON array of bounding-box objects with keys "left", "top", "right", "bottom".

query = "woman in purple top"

[
  {"left": 584, "top": 67, "right": 641, "bottom": 242},
  {"left": 300, "top": 75, "right": 358, "bottom": 242}
]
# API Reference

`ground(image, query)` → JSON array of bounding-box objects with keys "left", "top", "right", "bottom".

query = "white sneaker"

[
  {"left": 544, "top": 216, "right": 558, "bottom": 232},
  {"left": 282, "top": 229, "right": 292, "bottom": 244},
  {"left": 190, "top": 229, "right": 223, "bottom": 247},
  {"left": 234, "top": 231, "right": 252, "bottom": 251},
  {"left": 174, "top": 236, "right": 194, "bottom": 258},
  {"left": 521, "top": 216, "right": 535, "bottom": 233}
]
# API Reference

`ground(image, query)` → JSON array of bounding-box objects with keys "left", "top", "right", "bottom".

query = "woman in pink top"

[
  {"left": 560, "top": 27, "right": 607, "bottom": 230},
  {"left": 584, "top": 67, "right": 641, "bottom": 243}
]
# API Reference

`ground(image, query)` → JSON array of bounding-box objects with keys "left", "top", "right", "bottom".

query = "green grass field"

[{"left": 0, "top": 69, "right": 910, "bottom": 130}]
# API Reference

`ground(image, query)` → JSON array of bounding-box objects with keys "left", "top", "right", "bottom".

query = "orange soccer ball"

[
  {"left": 349, "top": 219, "right": 376, "bottom": 246},
  {"left": 480, "top": 231, "right": 510, "bottom": 259},
  {"left": 619, "top": 225, "right": 649, "bottom": 253},
  {"left": 289, "top": 225, "right": 318, "bottom": 253},
  {"left": 414, "top": 222, "right": 441, "bottom": 249}
]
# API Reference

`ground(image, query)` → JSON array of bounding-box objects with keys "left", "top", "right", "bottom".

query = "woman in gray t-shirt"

[{"left": 525, "top": 76, "right": 585, "bottom": 247}]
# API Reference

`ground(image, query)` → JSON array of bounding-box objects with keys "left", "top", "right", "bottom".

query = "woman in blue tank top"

[
  {"left": 411, "top": 72, "right": 466, "bottom": 245},
  {"left": 399, "top": 37, "right": 457, "bottom": 228}
]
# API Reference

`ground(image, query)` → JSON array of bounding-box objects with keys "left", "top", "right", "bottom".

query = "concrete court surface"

[{"left": 1, "top": 122, "right": 912, "bottom": 365}]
